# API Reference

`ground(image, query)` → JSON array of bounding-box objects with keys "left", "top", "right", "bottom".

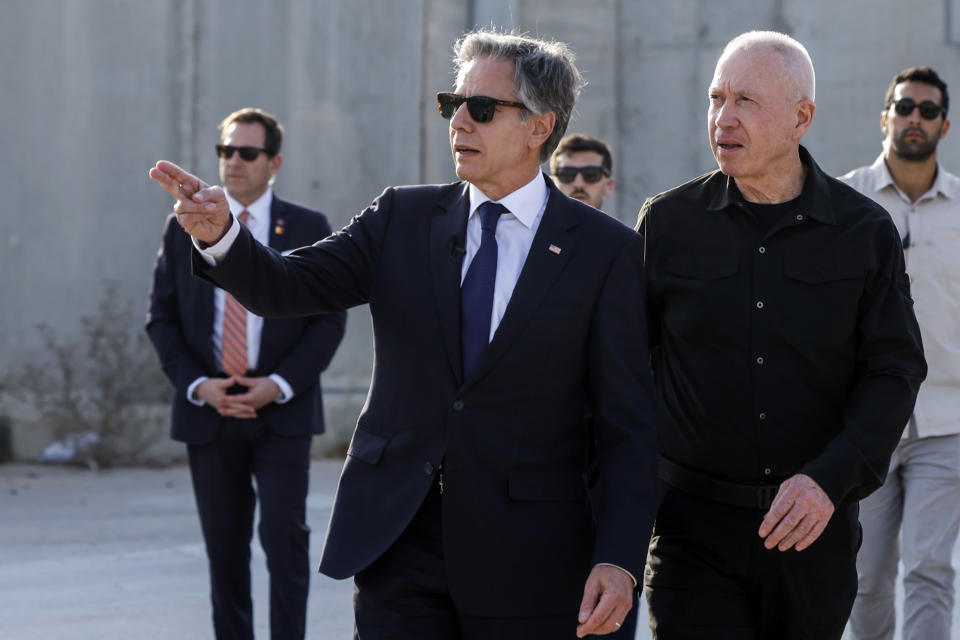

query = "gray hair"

[
  {"left": 720, "top": 30, "right": 816, "bottom": 103},
  {"left": 453, "top": 29, "right": 584, "bottom": 162}
]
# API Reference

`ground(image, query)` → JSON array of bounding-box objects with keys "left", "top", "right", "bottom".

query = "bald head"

[{"left": 718, "top": 31, "right": 815, "bottom": 104}]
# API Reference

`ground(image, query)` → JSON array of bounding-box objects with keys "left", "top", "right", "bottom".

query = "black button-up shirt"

[{"left": 638, "top": 146, "right": 926, "bottom": 506}]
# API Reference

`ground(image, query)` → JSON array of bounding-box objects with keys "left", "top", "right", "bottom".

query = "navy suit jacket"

[
  {"left": 146, "top": 195, "right": 346, "bottom": 444},
  {"left": 193, "top": 175, "right": 658, "bottom": 617}
]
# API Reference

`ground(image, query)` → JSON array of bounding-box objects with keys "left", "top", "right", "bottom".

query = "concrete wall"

[{"left": 4, "top": 0, "right": 960, "bottom": 452}]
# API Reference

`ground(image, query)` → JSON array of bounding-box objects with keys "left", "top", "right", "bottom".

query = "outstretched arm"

[{"left": 148, "top": 161, "right": 232, "bottom": 245}]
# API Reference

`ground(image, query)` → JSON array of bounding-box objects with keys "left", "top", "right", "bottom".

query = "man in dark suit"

[
  {"left": 149, "top": 31, "right": 657, "bottom": 639},
  {"left": 146, "top": 107, "right": 346, "bottom": 640}
]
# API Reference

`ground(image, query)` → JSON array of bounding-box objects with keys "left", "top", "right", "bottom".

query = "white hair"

[{"left": 720, "top": 30, "right": 816, "bottom": 102}]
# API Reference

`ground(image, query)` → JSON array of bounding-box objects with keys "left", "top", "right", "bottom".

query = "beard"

[
  {"left": 892, "top": 126, "right": 941, "bottom": 161},
  {"left": 570, "top": 189, "right": 603, "bottom": 209}
]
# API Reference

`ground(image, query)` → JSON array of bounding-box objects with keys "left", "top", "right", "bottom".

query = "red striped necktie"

[{"left": 220, "top": 209, "right": 250, "bottom": 376}]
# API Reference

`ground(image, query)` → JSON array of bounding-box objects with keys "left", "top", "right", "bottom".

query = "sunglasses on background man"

[
  {"left": 215, "top": 145, "right": 269, "bottom": 161},
  {"left": 552, "top": 166, "right": 611, "bottom": 184},
  {"left": 888, "top": 98, "right": 946, "bottom": 120}
]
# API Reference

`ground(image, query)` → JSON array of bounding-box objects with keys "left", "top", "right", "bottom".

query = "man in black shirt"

[{"left": 638, "top": 31, "right": 926, "bottom": 639}]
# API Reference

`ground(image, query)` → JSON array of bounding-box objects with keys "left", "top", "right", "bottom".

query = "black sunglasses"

[
  {"left": 552, "top": 166, "right": 610, "bottom": 184},
  {"left": 889, "top": 98, "right": 945, "bottom": 120},
  {"left": 437, "top": 92, "right": 527, "bottom": 123},
  {"left": 216, "top": 144, "right": 269, "bottom": 161}
]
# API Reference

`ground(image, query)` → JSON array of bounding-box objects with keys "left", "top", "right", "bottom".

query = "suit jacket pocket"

[
  {"left": 509, "top": 470, "right": 587, "bottom": 501},
  {"left": 346, "top": 427, "right": 389, "bottom": 465}
]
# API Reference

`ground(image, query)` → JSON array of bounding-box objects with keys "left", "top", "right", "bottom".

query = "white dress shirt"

[
  {"left": 839, "top": 154, "right": 960, "bottom": 438},
  {"left": 187, "top": 187, "right": 293, "bottom": 405},
  {"left": 463, "top": 174, "right": 549, "bottom": 342}
]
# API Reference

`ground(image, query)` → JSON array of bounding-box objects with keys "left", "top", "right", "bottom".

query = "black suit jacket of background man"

[
  {"left": 193, "top": 175, "right": 659, "bottom": 618},
  {"left": 147, "top": 195, "right": 346, "bottom": 444}
]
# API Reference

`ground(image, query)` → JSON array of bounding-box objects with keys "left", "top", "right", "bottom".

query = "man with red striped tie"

[{"left": 146, "top": 107, "right": 346, "bottom": 640}]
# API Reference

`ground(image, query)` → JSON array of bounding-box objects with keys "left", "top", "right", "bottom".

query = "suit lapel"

[
  {"left": 267, "top": 196, "right": 290, "bottom": 252},
  {"left": 430, "top": 184, "right": 470, "bottom": 385},
  {"left": 463, "top": 185, "right": 579, "bottom": 388}
]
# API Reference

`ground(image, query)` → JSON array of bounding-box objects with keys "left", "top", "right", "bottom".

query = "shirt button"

[
  {"left": 452, "top": 400, "right": 464, "bottom": 411},
  {"left": 756, "top": 356, "right": 765, "bottom": 365},
  {"left": 758, "top": 246, "right": 766, "bottom": 254},
  {"left": 759, "top": 412, "right": 767, "bottom": 420},
  {"left": 763, "top": 467, "right": 772, "bottom": 476},
  {"left": 756, "top": 301, "right": 764, "bottom": 309},
  {"left": 796, "top": 214, "right": 805, "bottom": 221},
  {"left": 424, "top": 462, "right": 434, "bottom": 476}
]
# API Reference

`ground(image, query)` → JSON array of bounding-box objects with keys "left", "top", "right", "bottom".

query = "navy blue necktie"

[{"left": 461, "top": 201, "right": 507, "bottom": 377}]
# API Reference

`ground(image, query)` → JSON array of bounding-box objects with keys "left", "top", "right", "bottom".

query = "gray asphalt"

[
  {"left": 0, "top": 461, "right": 354, "bottom": 640},
  {"left": 0, "top": 461, "right": 954, "bottom": 639},
  {"left": 0, "top": 461, "right": 648, "bottom": 639}
]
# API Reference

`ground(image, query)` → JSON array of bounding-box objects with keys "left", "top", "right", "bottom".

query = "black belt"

[{"left": 658, "top": 458, "right": 780, "bottom": 510}]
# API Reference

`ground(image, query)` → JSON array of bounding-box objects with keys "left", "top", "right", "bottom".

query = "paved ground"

[
  {"left": 0, "top": 460, "right": 956, "bottom": 639},
  {"left": 0, "top": 461, "right": 356, "bottom": 640}
]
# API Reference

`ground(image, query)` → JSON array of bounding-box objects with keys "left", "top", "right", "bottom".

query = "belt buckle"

[{"left": 756, "top": 485, "right": 778, "bottom": 509}]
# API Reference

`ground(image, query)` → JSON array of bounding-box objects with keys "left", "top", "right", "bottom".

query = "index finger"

[
  {"left": 576, "top": 591, "right": 620, "bottom": 637},
  {"left": 148, "top": 161, "right": 207, "bottom": 198}
]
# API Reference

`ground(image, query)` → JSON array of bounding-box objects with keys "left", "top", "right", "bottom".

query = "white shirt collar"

[
  {"left": 467, "top": 173, "right": 548, "bottom": 229},
  {"left": 224, "top": 187, "right": 274, "bottom": 227},
  {"left": 868, "top": 152, "right": 960, "bottom": 201}
]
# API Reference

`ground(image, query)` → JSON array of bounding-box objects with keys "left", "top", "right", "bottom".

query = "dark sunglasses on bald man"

[
  {"left": 437, "top": 92, "right": 527, "bottom": 123},
  {"left": 215, "top": 144, "right": 269, "bottom": 161},
  {"left": 889, "top": 98, "right": 945, "bottom": 120},
  {"left": 552, "top": 166, "right": 610, "bottom": 184}
]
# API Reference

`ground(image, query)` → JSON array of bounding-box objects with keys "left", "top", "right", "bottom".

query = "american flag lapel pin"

[{"left": 548, "top": 244, "right": 562, "bottom": 255}]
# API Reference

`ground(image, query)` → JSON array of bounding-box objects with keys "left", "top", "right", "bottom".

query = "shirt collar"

[
  {"left": 224, "top": 187, "right": 273, "bottom": 226},
  {"left": 467, "top": 172, "right": 548, "bottom": 229},
  {"left": 705, "top": 145, "right": 837, "bottom": 225},
  {"left": 868, "top": 152, "right": 960, "bottom": 202}
]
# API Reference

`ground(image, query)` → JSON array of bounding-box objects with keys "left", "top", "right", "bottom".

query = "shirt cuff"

[
  {"left": 269, "top": 374, "right": 294, "bottom": 404},
  {"left": 193, "top": 212, "right": 240, "bottom": 264},
  {"left": 594, "top": 563, "right": 638, "bottom": 588},
  {"left": 186, "top": 376, "right": 209, "bottom": 406}
]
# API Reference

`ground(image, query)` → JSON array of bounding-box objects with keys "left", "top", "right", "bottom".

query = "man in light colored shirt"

[
  {"left": 148, "top": 29, "right": 658, "bottom": 639},
  {"left": 145, "top": 107, "right": 345, "bottom": 640},
  {"left": 839, "top": 66, "right": 960, "bottom": 640}
]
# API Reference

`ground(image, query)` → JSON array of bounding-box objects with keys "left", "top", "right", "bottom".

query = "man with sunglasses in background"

[
  {"left": 839, "top": 67, "right": 960, "bottom": 640},
  {"left": 550, "top": 134, "right": 616, "bottom": 212},
  {"left": 148, "top": 30, "right": 658, "bottom": 639},
  {"left": 146, "top": 107, "right": 346, "bottom": 640}
]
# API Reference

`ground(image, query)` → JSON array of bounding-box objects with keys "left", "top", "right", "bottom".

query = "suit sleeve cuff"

[
  {"left": 187, "top": 376, "right": 208, "bottom": 406},
  {"left": 269, "top": 374, "right": 294, "bottom": 404},
  {"left": 193, "top": 213, "right": 240, "bottom": 263},
  {"left": 594, "top": 563, "right": 637, "bottom": 588}
]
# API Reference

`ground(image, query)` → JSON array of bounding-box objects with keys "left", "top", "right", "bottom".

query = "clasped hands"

[{"left": 195, "top": 376, "right": 281, "bottom": 419}]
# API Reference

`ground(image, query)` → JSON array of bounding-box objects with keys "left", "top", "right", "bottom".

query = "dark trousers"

[
  {"left": 644, "top": 486, "right": 859, "bottom": 640},
  {"left": 187, "top": 417, "right": 312, "bottom": 640},
  {"left": 353, "top": 482, "right": 580, "bottom": 639}
]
